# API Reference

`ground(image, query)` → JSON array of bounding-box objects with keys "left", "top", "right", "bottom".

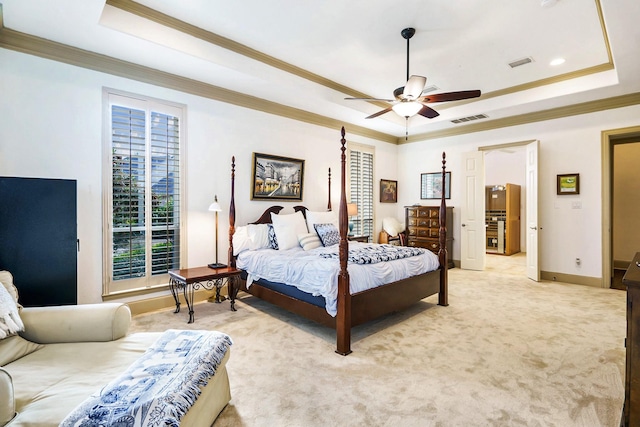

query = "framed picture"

[
  {"left": 380, "top": 179, "right": 397, "bottom": 203},
  {"left": 421, "top": 171, "right": 451, "bottom": 200},
  {"left": 251, "top": 153, "right": 305, "bottom": 201},
  {"left": 557, "top": 173, "right": 580, "bottom": 195}
]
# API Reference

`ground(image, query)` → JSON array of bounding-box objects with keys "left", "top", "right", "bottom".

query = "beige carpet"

[{"left": 130, "top": 254, "right": 626, "bottom": 426}]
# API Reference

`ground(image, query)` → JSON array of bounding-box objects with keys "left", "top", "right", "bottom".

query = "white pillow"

[
  {"left": 0, "top": 282, "right": 24, "bottom": 339},
  {"left": 306, "top": 210, "right": 338, "bottom": 233},
  {"left": 382, "top": 217, "right": 403, "bottom": 237},
  {"left": 271, "top": 211, "right": 308, "bottom": 250},
  {"left": 298, "top": 232, "right": 322, "bottom": 251},
  {"left": 247, "top": 224, "right": 270, "bottom": 249},
  {"left": 232, "top": 224, "right": 271, "bottom": 255},
  {"left": 232, "top": 226, "right": 252, "bottom": 255}
]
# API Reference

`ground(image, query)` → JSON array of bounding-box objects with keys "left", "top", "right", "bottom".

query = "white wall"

[
  {"left": 0, "top": 48, "right": 397, "bottom": 303},
  {"left": 397, "top": 105, "right": 640, "bottom": 281}
]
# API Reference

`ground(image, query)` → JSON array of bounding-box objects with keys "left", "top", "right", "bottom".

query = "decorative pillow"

[
  {"left": 306, "top": 210, "right": 339, "bottom": 233},
  {"left": 0, "top": 282, "right": 24, "bottom": 340},
  {"left": 232, "top": 224, "right": 272, "bottom": 255},
  {"left": 0, "top": 335, "right": 43, "bottom": 366},
  {"left": 271, "top": 211, "right": 308, "bottom": 250},
  {"left": 232, "top": 226, "right": 252, "bottom": 255},
  {"left": 247, "top": 224, "right": 270, "bottom": 249},
  {"left": 0, "top": 271, "right": 20, "bottom": 307},
  {"left": 298, "top": 232, "right": 322, "bottom": 251},
  {"left": 267, "top": 224, "right": 279, "bottom": 250},
  {"left": 314, "top": 223, "right": 340, "bottom": 247}
]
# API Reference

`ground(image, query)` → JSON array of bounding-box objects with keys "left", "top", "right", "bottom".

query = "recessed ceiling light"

[
  {"left": 541, "top": 0, "right": 558, "bottom": 7},
  {"left": 550, "top": 58, "right": 566, "bottom": 66}
]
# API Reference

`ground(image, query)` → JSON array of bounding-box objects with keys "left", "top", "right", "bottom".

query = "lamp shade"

[
  {"left": 347, "top": 203, "right": 358, "bottom": 216},
  {"left": 208, "top": 195, "right": 222, "bottom": 212},
  {"left": 392, "top": 101, "right": 422, "bottom": 118}
]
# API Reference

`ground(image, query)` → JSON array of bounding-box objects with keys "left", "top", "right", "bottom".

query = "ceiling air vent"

[
  {"left": 508, "top": 57, "right": 533, "bottom": 68},
  {"left": 451, "top": 114, "right": 488, "bottom": 124},
  {"left": 421, "top": 85, "right": 439, "bottom": 94}
]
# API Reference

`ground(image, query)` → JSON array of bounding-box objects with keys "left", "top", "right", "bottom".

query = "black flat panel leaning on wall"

[{"left": 0, "top": 177, "right": 77, "bottom": 306}]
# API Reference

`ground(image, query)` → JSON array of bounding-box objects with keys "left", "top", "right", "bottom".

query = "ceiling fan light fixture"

[{"left": 392, "top": 101, "right": 422, "bottom": 118}]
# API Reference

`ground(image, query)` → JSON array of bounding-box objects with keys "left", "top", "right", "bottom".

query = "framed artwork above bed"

[{"left": 251, "top": 152, "right": 305, "bottom": 201}]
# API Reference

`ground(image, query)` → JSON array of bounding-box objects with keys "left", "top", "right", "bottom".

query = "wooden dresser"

[
  {"left": 405, "top": 205, "right": 454, "bottom": 268},
  {"left": 622, "top": 252, "right": 640, "bottom": 427}
]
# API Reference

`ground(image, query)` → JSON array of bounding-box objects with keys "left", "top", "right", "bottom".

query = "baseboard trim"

[
  {"left": 127, "top": 288, "right": 222, "bottom": 316},
  {"left": 540, "top": 271, "right": 602, "bottom": 288}
]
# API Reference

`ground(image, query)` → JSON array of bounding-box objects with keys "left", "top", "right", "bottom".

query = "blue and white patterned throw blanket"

[
  {"left": 319, "top": 244, "right": 426, "bottom": 264},
  {"left": 60, "top": 329, "right": 233, "bottom": 427}
]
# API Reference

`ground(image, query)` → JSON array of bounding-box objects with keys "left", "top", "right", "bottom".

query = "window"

[
  {"left": 103, "top": 90, "right": 185, "bottom": 295},
  {"left": 348, "top": 143, "right": 374, "bottom": 240}
]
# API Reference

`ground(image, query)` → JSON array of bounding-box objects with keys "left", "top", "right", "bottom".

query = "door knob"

[{"left": 461, "top": 223, "right": 466, "bottom": 227}]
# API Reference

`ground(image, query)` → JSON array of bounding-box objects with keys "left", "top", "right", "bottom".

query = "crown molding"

[
  {"left": 0, "top": 0, "right": 634, "bottom": 147},
  {"left": 399, "top": 92, "right": 640, "bottom": 144},
  {"left": 0, "top": 26, "right": 396, "bottom": 144},
  {"left": 105, "top": 0, "right": 392, "bottom": 111}
]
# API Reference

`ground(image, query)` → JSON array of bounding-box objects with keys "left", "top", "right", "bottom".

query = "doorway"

[
  {"left": 461, "top": 140, "right": 538, "bottom": 279},
  {"left": 602, "top": 127, "right": 640, "bottom": 289}
]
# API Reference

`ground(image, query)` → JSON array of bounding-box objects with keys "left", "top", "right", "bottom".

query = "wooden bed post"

[
  {"left": 327, "top": 168, "right": 332, "bottom": 211},
  {"left": 438, "top": 152, "right": 449, "bottom": 306},
  {"left": 228, "top": 156, "right": 236, "bottom": 268},
  {"left": 336, "top": 127, "right": 352, "bottom": 355}
]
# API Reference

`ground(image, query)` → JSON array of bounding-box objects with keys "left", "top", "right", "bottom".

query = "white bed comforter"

[{"left": 236, "top": 242, "right": 440, "bottom": 316}]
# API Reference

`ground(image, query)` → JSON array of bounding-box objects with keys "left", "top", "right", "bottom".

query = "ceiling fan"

[{"left": 345, "top": 27, "right": 481, "bottom": 121}]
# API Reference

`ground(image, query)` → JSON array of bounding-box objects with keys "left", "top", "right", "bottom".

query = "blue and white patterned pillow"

[
  {"left": 314, "top": 223, "right": 340, "bottom": 247},
  {"left": 267, "top": 224, "right": 279, "bottom": 250}
]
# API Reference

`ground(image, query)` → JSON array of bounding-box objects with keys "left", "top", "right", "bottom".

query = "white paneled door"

[
  {"left": 461, "top": 151, "right": 485, "bottom": 270},
  {"left": 526, "top": 140, "right": 540, "bottom": 281}
]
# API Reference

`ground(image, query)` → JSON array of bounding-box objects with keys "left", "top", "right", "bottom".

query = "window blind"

[
  {"left": 105, "top": 92, "right": 184, "bottom": 294},
  {"left": 349, "top": 146, "right": 374, "bottom": 239}
]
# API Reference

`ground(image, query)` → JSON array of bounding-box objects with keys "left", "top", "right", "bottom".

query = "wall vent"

[
  {"left": 508, "top": 57, "right": 533, "bottom": 68},
  {"left": 451, "top": 114, "right": 488, "bottom": 124}
]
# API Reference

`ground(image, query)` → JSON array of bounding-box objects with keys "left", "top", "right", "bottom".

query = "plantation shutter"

[
  {"left": 149, "top": 112, "right": 181, "bottom": 276},
  {"left": 349, "top": 145, "right": 374, "bottom": 240},
  {"left": 106, "top": 91, "right": 184, "bottom": 295},
  {"left": 111, "top": 105, "right": 147, "bottom": 280}
]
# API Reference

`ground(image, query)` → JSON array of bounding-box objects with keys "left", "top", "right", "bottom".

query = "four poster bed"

[{"left": 227, "top": 127, "right": 448, "bottom": 355}]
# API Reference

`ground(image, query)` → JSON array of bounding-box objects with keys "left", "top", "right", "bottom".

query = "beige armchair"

[
  {"left": 378, "top": 217, "right": 407, "bottom": 245},
  {"left": 0, "top": 271, "right": 232, "bottom": 427}
]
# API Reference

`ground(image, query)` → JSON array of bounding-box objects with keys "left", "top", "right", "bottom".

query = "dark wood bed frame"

[{"left": 228, "top": 127, "right": 448, "bottom": 355}]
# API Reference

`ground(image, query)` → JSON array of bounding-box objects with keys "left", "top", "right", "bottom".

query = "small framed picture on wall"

[
  {"left": 557, "top": 173, "right": 580, "bottom": 195},
  {"left": 380, "top": 179, "right": 397, "bottom": 203}
]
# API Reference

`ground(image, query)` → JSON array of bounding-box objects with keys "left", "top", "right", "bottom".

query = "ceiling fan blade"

[
  {"left": 345, "top": 97, "right": 395, "bottom": 102},
  {"left": 420, "top": 90, "right": 481, "bottom": 103},
  {"left": 366, "top": 107, "right": 393, "bottom": 119},
  {"left": 417, "top": 105, "right": 440, "bottom": 119},
  {"left": 402, "top": 75, "right": 427, "bottom": 99}
]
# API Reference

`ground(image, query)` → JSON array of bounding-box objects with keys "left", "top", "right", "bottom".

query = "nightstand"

[
  {"left": 168, "top": 266, "right": 241, "bottom": 323},
  {"left": 347, "top": 235, "right": 369, "bottom": 243}
]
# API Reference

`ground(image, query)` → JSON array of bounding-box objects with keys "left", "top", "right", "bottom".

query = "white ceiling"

[{"left": 2, "top": 0, "right": 639, "bottom": 140}]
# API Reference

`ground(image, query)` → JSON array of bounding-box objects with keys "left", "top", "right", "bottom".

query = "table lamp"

[
  {"left": 207, "top": 195, "right": 226, "bottom": 269},
  {"left": 347, "top": 203, "right": 358, "bottom": 236}
]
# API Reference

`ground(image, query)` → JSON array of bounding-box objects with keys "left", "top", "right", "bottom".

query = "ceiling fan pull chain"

[{"left": 405, "top": 117, "right": 409, "bottom": 140}]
